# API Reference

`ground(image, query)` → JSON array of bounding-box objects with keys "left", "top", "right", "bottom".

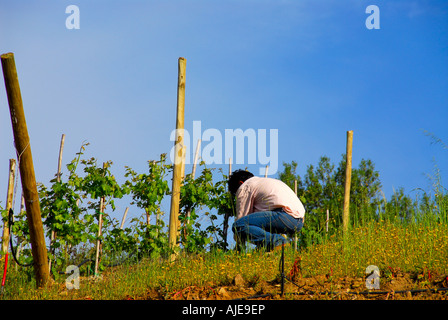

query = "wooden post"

[
  {"left": 1, "top": 52, "right": 50, "bottom": 287},
  {"left": 145, "top": 208, "right": 151, "bottom": 226},
  {"left": 343, "top": 130, "right": 353, "bottom": 233},
  {"left": 14, "top": 195, "right": 25, "bottom": 271},
  {"left": 229, "top": 158, "right": 232, "bottom": 177},
  {"left": 168, "top": 57, "right": 186, "bottom": 261},
  {"left": 147, "top": 160, "right": 157, "bottom": 227},
  {"left": 326, "top": 209, "right": 330, "bottom": 232},
  {"left": 186, "top": 139, "right": 201, "bottom": 222},
  {"left": 94, "top": 162, "right": 106, "bottom": 276},
  {"left": 191, "top": 139, "right": 201, "bottom": 179},
  {"left": 94, "top": 196, "right": 104, "bottom": 276},
  {"left": 56, "top": 134, "right": 66, "bottom": 181},
  {"left": 2, "top": 159, "right": 16, "bottom": 254},
  {"left": 180, "top": 144, "right": 187, "bottom": 182},
  {"left": 120, "top": 207, "right": 129, "bottom": 229},
  {"left": 294, "top": 180, "right": 298, "bottom": 251},
  {"left": 49, "top": 133, "right": 65, "bottom": 271}
]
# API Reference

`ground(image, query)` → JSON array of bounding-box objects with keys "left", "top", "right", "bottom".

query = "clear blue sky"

[{"left": 1, "top": 1, "right": 447, "bottom": 229}]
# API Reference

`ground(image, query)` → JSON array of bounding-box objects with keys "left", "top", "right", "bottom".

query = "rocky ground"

[{"left": 136, "top": 269, "right": 448, "bottom": 300}]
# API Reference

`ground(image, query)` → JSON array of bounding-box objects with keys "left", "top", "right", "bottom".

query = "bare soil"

[{"left": 136, "top": 270, "right": 448, "bottom": 301}]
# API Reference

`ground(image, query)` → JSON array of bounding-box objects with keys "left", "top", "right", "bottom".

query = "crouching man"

[{"left": 228, "top": 169, "right": 306, "bottom": 252}]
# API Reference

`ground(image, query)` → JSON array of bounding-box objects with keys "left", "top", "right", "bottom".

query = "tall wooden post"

[
  {"left": 1, "top": 52, "right": 50, "bottom": 287},
  {"left": 168, "top": 57, "right": 186, "bottom": 261},
  {"left": 2, "top": 159, "right": 16, "bottom": 254},
  {"left": 343, "top": 130, "right": 353, "bottom": 233}
]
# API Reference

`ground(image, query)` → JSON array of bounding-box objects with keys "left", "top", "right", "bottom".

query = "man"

[{"left": 229, "top": 169, "right": 305, "bottom": 252}]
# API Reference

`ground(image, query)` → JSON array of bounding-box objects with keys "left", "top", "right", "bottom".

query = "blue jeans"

[{"left": 232, "top": 209, "right": 304, "bottom": 251}]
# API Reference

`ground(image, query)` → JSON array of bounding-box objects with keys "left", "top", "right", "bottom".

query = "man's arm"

[{"left": 235, "top": 185, "right": 253, "bottom": 220}]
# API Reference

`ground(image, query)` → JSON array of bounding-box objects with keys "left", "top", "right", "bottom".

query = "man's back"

[{"left": 235, "top": 177, "right": 306, "bottom": 220}]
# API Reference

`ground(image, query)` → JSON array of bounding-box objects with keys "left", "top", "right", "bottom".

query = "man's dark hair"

[{"left": 228, "top": 169, "right": 254, "bottom": 195}]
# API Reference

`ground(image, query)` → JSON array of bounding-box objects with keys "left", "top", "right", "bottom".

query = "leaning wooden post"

[
  {"left": 2, "top": 159, "right": 16, "bottom": 254},
  {"left": 168, "top": 57, "right": 186, "bottom": 262},
  {"left": 343, "top": 130, "right": 353, "bottom": 234},
  {"left": 1, "top": 52, "right": 50, "bottom": 287}
]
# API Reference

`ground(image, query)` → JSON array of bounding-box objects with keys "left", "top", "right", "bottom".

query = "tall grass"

[
  {"left": 297, "top": 173, "right": 448, "bottom": 279},
  {"left": 0, "top": 249, "right": 281, "bottom": 299},
  {"left": 1, "top": 165, "right": 447, "bottom": 300},
  {"left": 297, "top": 220, "right": 448, "bottom": 278},
  {"left": 1, "top": 215, "right": 447, "bottom": 300}
]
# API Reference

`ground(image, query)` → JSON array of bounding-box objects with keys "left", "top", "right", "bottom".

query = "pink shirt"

[{"left": 235, "top": 177, "right": 306, "bottom": 220}]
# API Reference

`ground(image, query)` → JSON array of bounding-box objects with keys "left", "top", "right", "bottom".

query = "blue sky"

[{"left": 1, "top": 1, "right": 447, "bottom": 230}]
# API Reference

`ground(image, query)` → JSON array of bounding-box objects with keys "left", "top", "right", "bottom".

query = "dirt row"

[{"left": 139, "top": 271, "right": 448, "bottom": 300}]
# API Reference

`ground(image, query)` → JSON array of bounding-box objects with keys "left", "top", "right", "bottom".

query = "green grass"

[
  {"left": 0, "top": 249, "right": 279, "bottom": 299},
  {"left": 298, "top": 220, "right": 448, "bottom": 278},
  {"left": 1, "top": 216, "right": 447, "bottom": 300}
]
